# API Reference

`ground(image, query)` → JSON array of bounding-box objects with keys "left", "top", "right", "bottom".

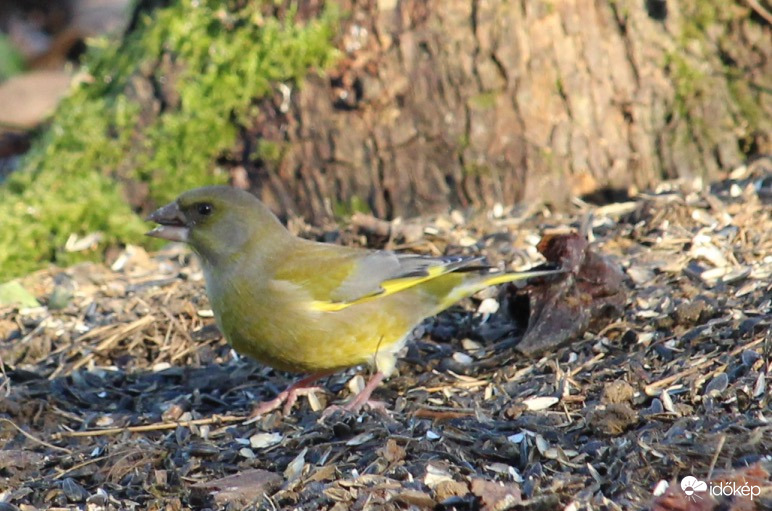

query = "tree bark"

[{"left": 240, "top": 0, "right": 770, "bottom": 221}]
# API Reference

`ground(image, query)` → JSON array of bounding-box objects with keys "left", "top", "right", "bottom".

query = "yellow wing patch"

[{"left": 309, "top": 265, "right": 449, "bottom": 312}]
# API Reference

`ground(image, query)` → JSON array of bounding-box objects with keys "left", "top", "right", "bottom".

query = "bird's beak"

[{"left": 145, "top": 202, "right": 189, "bottom": 242}]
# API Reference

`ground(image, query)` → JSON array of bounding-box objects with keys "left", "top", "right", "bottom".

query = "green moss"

[
  {"left": 129, "top": 1, "right": 340, "bottom": 205},
  {"left": 456, "top": 133, "right": 470, "bottom": 150},
  {"left": 0, "top": 0, "right": 340, "bottom": 281},
  {"left": 727, "top": 77, "right": 761, "bottom": 153},
  {"left": 333, "top": 195, "right": 371, "bottom": 218},
  {"left": 468, "top": 92, "right": 497, "bottom": 110},
  {"left": 664, "top": 0, "right": 730, "bottom": 148},
  {"left": 664, "top": 0, "right": 717, "bottom": 120},
  {"left": 254, "top": 140, "right": 288, "bottom": 164},
  {"left": 681, "top": 0, "right": 719, "bottom": 42},
  {"left": 664, "top": 51, "right": 707, "bottom": 119},
  {"left": 0, "top": 162, "right": 148, "bottom": 278},
  {"left": 0, "top": 92, "right": 148, "bottom": 278},
  {"left": 0, "top": 33, "right": 24, "bottom": 80},
  {"left": 664, "top": 0, "right": 768, "bottom": 159}
]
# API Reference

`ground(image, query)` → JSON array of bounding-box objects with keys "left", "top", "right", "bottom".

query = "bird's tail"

[
  {"left": 475, "top": 267, "right": 564, "bottom": 288},
  {"left": 436, "top": 266, "right": 563, "bottom": 311}
]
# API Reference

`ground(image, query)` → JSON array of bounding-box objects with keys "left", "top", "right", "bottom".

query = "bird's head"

[{"left": 146, "top": 186, "right": 287, "bottom": 264}]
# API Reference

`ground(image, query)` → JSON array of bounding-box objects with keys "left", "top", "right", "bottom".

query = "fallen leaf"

[{"left": 516, "top": 232, "right": 628, "bottom": 357}]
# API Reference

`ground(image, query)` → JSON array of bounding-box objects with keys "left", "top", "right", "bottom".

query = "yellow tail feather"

[
  {"left": 437, "top": 268, "right": 562, "bottom": 311},
  {"left": 478, "top": 269, "right": 561, "bottom": 288}
]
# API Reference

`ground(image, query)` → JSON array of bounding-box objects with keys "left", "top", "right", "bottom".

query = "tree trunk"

[{"left": 242, "top": 0, "right": 770, "bottom": 221}]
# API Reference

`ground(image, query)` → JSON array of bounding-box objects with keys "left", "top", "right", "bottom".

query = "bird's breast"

[{"left": 206, "top": 275, "right": 422, "bottom": 373}]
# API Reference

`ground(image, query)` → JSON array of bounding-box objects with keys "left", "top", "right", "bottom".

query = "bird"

[{"left": 146, "top": 186, "right": 561, "bottom": 416}]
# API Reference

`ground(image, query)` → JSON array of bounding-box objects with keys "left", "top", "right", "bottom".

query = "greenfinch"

[{"left": 147, "top": 186, "right": 560, "bottom": 415}]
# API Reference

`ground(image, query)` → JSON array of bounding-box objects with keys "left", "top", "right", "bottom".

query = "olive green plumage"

[{"left": 147, "top": 186, "right": 556, "bottom": 379}]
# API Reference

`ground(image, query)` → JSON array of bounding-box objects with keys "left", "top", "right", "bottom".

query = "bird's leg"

[
  {"left": 322, "top": 371, "right": 387, "bottom": 418},
  {"left": 344, "top": 371, "right": 386, "bottom": 411},
  {"left": 250, "top": 371, "right": 331, "bottom": 418}
]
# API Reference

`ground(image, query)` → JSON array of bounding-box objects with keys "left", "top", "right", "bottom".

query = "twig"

[
  {"left": 0, "top": 353, "right": 10, "bottom": 397},
  {"left": 70, "top": 315, "right": 156, "bottom": 371},
  {"left": 17, "top": 317, "right": 50, "bottom": 345},
  {"left": 414, "top": 379, "right": 489, "bottom": 393},
  {"left": 161, "top": 308, "right": 193, "bottom": 343},
  {"left": 53, "top": 454, "right": 115, "bottom": 480},
  {"left": 597, "top": 321, "right": 634, "bottom": 338},
  {"left": 50, "top": 406, "right": 85, "bottom": 423},
  {"left": 644, "top": 336, "right": 766, "bottom": 395},
  {"left": 0, "top": 418, "right": 72, "bottom": 454},
  {"left": 707, "top": 434, "right": 726, "bottom": 480},
  {"left": 414, "top": 408, "right": 474, "bottom": 420},
  {"left": 644, "top": 358, "right": 723, "bottom": 397},
  {"left": 745, "top": 0, "right": 772, "bottom": 25},
  {"left": 53, "top": 414, "right": 246, "bottom": 439},
  {"left": 569, "top": 353, "right": 605, "bottom": 377},
  {"left": 170, "top": 337, "right": 220, "bottom": 363}
]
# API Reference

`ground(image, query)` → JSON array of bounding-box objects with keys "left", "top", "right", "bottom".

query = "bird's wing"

[{"left": 273, "top": 242, "right": 487, "bottom": 311}]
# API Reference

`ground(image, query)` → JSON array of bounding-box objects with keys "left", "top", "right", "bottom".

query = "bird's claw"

[
  {"left": 246, "top": 385, "right": 323, "bottom": 422},
  {"left": 320, "top": 371, "right": 388, "bottom": 419}
]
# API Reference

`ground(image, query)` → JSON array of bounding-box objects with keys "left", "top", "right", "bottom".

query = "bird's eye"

[{"left": 197, "top": 203, "right": 213, "bottom": 216}]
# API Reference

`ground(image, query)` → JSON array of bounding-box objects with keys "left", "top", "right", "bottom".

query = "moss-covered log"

[
  {"left": 0, "top": 0, "right": 339, "bottom": 279},
  {"left": 0, "top": 0, "right": 769, "bottom": 280}
]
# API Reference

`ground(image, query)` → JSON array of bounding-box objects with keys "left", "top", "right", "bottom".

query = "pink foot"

[
  {"left": 250, "top": 385, "right": 324, "bottom": 416},
  {"left": 321, "top": 372, "right": 387, "bottom": 418},
  {"left": 247, "top": 372, "right": 331, "bottom": 421}
]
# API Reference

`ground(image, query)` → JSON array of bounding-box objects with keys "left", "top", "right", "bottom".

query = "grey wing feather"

[{"left": 328, "top": 252, "right": 487, "bottom": 303}]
